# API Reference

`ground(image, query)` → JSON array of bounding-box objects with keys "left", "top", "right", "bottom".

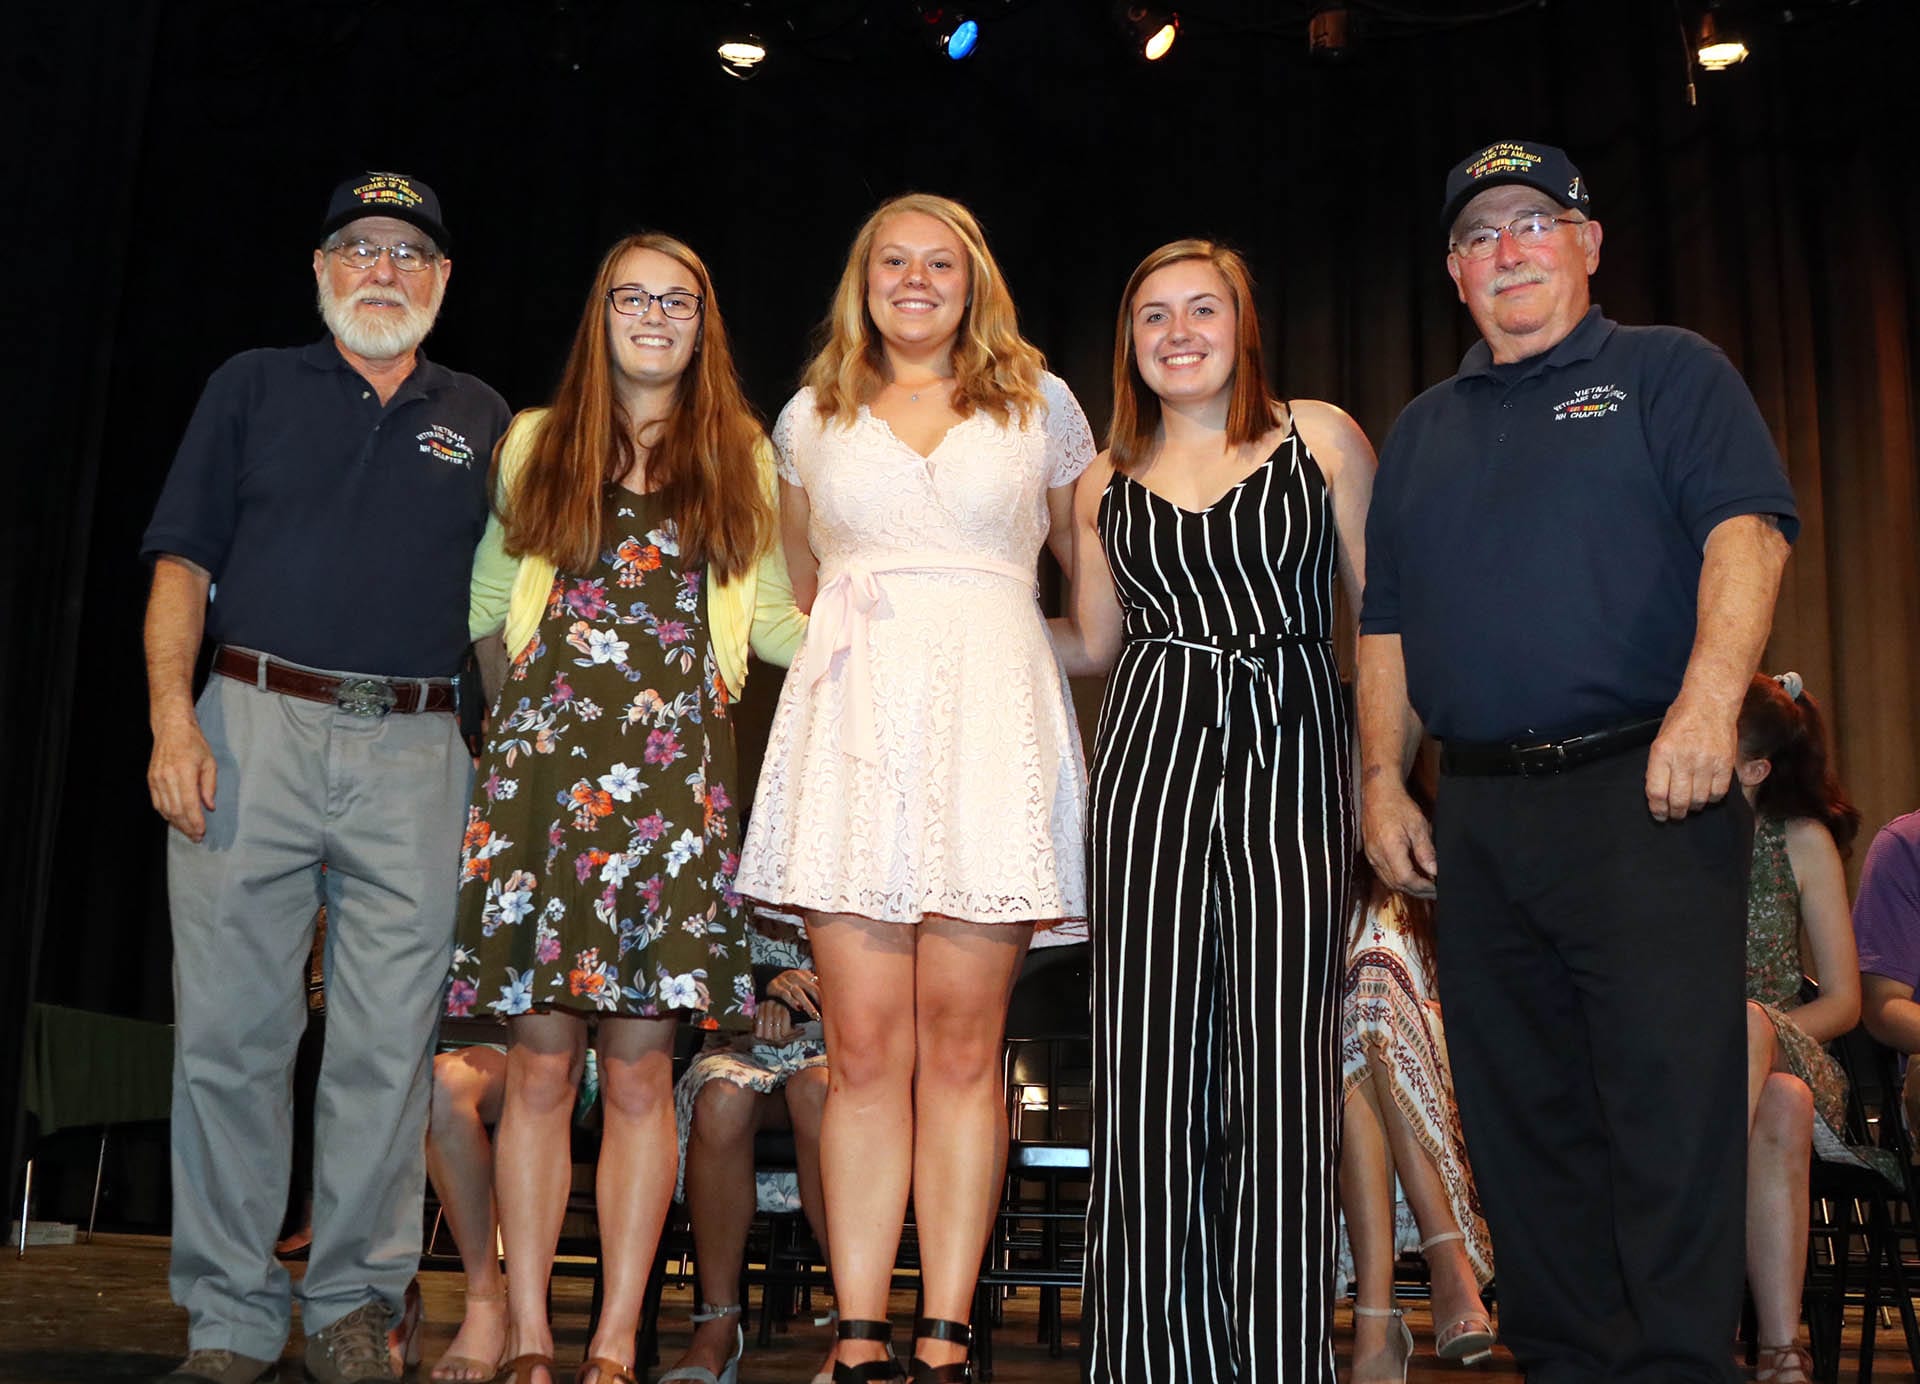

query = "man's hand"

[
  {"left": 1362, "top": 779, "right": 1438, "bottom": 899},
  {"left": 1644, "top": 696, "right": 1736, "bottom": 822},
  {"left": 148, "top": 712, "right": 218, "bottom": 841}
]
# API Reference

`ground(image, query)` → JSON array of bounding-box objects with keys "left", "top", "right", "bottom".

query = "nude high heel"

[
  {"left": 1419, "top": 1231, "right": 1495, "bottom": 1365},
  {"left": 1351, "top": 1305, "right": 1414, "bottom": 1384}
]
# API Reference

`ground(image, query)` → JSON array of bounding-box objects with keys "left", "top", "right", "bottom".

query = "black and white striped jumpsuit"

[{"left": 1084, "top": 423, "right": 1353, "bottom": 1384}]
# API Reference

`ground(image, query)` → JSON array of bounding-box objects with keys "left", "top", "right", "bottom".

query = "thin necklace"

[{"left": 898, "top": 378, "right": 950, "bottom": 404}]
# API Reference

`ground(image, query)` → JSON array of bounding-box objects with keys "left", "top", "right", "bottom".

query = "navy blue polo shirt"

[
  {"left": 1360, "top": 307, "right": 1798, "bottom": 744},
  {"left": 142, "top": 339, "right": 511, "bottom": 679}
]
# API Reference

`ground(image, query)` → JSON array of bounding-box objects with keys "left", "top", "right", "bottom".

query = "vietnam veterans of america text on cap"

[
  {"left": 1440, "top": 140, "right": 1590, "bottom": 232},
  {"left": 318, "top": 171, "right": 451, "bottom": 254}
]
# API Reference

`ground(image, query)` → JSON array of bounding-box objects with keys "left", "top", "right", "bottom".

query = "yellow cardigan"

[{"left": 467, "top": 409, "right": 806, "bottom": 699}]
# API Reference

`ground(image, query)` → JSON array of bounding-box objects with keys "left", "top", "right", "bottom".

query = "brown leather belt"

[{"left": 213, "top": 646, "right": 456, "bottom": 717}]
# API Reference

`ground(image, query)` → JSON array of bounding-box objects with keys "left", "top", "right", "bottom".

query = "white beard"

[{"left": 317, "top": 274, "right": 443, "bottom": 360}]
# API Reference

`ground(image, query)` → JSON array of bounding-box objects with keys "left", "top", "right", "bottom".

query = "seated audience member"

[
  {"left": 1855, "top": 805, "right": 1920, "bottom": 1130},
  {"left": 400, "top": 1043, "right": 595, "bottom": 1380},
  {"left": 421, "top": 1044, "right": 509, "bottom": 1381},
  {"left": 662, "top": 916, "right": 833, "bottom": 1384},
  {"left": 1736, "top": 672, "right": 1863, "bottom": 1384},
  {"left": 1337, "top": 781, "right": 1495, "bottom": 1383}
]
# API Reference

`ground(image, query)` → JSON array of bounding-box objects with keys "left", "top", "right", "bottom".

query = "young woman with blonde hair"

[
  {"left": 735, "top": 193, "right": 1095, "bottom": 1383},
  {"left": 449, "top": 231, "right": 804, "bottom": 1384}
]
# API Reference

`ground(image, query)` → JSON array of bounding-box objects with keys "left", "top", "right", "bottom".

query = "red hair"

[
  {"left": 496, "top": 232, "right": 769, "bottom": 581},
  {"left": 1738, "top": 674, "right": 1861, "bottom": 853},
  {"left": 1108, "top": 239, "right": 1280, "bottom": 473}
]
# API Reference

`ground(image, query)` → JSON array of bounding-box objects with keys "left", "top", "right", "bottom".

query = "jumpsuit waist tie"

[
  {"left": 797, "top": 551, "right": 1039, "bottom": 762},
  {"left": 1131, "top": 631, "right": 1327, "bottom": 769}
]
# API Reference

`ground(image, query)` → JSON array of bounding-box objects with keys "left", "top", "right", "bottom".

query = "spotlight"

[
  {"left": 1306, "top": 6, "right": 1350, "bottom": 60},
  {"left": 716, "top": 32, "right": 769, "bottom": 79},
  {"left": 1695, "top": 3, "right": 1749, "bottom": 71},
  {"left": 1115, "top": 4, "right": 1179, "bottom": 61},
  {"left": 913, "top": 5, "right": 980, "bottom": 60}
]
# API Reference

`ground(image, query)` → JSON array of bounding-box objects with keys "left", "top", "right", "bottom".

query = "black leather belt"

[
  {"left": 214, "top": 645, "right": 456, "bottom": 717},
  {"left": 1440, "top": 716, "right": 1663, "bottom": 778}
]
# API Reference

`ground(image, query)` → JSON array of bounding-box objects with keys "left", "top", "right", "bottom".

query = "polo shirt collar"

[
  {"left": 1455, "top": 305, "right": 1616, "bottom": 383},
  {"left": 298, "top": 335, "right": 450, "bottom": 402}
]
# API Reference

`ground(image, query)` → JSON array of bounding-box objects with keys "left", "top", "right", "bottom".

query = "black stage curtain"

[{"left": 5, "top": 0, "right": 1916, "bottom": 1202}]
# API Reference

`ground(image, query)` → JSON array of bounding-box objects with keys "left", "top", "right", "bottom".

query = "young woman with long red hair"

[
  {"left": 447, "top": 232, "right": 804, "bottom": 1384},
  {"left": 734, "top": 193, "right": 1095, "bottom": 1383},
  {"left": 1734, "top": 672, "right": 1863, "bottom": 1384}
]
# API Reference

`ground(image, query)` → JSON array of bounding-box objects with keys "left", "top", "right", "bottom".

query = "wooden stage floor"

[{"left": 0, "top": 1236, "right": 1908, "bottom": 1381}]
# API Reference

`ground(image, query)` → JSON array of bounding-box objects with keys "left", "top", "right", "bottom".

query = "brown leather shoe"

[
  {"left": 304, "top": 1302, "right": 397, "bottom": 1382},
  {"left": 158, "top": 1349, "right": 280, "bottom": 1384}
]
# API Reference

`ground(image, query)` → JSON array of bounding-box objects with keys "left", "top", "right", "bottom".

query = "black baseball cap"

[
  {"left": 318, "top": 171, "right": 451, "bottom": 254},
  {"left": 1441, "top": 140, "right": 1590, "bottom": 232}
]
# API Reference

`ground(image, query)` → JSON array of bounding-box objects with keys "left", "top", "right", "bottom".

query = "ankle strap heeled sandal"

[
  {"left": 909, "top": 1318, "right": 973, "bottom": 1383},
  {"left": 833, "top": 1319, "right": 905, "bottom": 1383}
]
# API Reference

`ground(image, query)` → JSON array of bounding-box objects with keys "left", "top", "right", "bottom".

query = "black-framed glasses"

[
  {"left": 1450, "top": 214, "right": 1585, "bottom": 262},
  {"left": 327, "top": 239, "right": 440, "bottom": 272},
  {"left": 606, "top": 286, "right": 704, "bottom": 320}
]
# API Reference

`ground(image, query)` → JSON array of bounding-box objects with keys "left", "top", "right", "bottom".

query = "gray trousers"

[{"left": 167, "top": 670, "right": 470, "bottom": 1356}]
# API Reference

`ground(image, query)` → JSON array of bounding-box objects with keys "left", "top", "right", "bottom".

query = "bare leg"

[
  {"left": 428, "top": 1046, "right": 509, "bottom": 1381},
  {"left": 1746, "top": 1002, "right": 1815, "bottom": 1371},
  {"left": 910, "top": 916, "right": 1031, "bottom": 1369},
  {"left": 786, "top": 1066, "right": 835, "bottom": 1377},
  {"left": 582, "top": 1015, "right": 680, "bottom": 1377},
  {"left": 497, "top": 1013, "right": 589, "bottom": 1384},
  {"left": 1339, "top": 1076, "right": 1406, "bottom": 1384},
  {"left": 809, "top": 913, "right": 918, "bottom": 1369},
  {"left": 1745, "top": 1001, "right": 1779, "bottom": 1126},
  {"left": 1365, "top": 1061, "right": 1487, "bottom": 1337},
  {"left": 669, "top": 1078, "right": 767, "bottom": 1377}
]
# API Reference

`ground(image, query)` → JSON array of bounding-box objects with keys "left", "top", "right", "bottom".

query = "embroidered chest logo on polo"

[
  {"left": 1552, "top": 384, "right": 1627, "bottom": 422},
  {"left": 417, "top": 424, "right": 476, "bottom": 467}
]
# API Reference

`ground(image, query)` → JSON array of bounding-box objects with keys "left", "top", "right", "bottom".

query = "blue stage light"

[{"left": 946, "top": 18, "right": 979, "bottom": 58}]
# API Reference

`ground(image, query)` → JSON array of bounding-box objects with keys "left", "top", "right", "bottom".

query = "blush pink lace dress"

[{"left": 735, "top": 374, "right": 1093, "bottom": 942}]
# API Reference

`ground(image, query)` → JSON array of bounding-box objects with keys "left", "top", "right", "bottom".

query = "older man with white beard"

[{"left": 142, "top": 172, "right": 509, "bottom": 1384}]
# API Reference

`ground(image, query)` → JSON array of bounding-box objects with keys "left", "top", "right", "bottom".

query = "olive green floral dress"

[
  {"left": 446, "top": 489, "right": 752, "bottom": 1030},
  {"left": 1745, "top": 813, "right": 1847, "bottom": 1135}
]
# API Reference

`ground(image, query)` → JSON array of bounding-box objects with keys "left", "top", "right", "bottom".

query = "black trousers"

[{"left": 1434, "top": 748, "right": 1751, "bottom": 1384}]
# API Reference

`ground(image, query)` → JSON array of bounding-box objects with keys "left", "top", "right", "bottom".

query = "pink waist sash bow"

[{"left": 795, "top": 551, "right": 1039, "bottom": 761}]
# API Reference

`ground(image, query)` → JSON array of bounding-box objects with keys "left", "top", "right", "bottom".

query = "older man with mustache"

[
  {"left": 1357, "top": 141, "right": 1798, "bottom": 1382},
  {"left": 143, "top": 172, "right": 509, "bottom": 1384}
]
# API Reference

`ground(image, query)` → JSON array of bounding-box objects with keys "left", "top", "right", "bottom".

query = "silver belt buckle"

[{"left": 335, "top": 677, "right": 398, "bottom": 718}]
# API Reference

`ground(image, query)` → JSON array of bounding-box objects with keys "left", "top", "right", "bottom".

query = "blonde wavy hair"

[{"left": 803, "top": 193, "right": 1046, "bottom": 426}]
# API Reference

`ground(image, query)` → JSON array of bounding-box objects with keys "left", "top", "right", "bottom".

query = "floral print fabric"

[
  {"left": 447, "top": 489, "right": 751, "bottom": 1028},
  {"left": 1745, "top": 813, "right": 1848, "bottom": 1135}
]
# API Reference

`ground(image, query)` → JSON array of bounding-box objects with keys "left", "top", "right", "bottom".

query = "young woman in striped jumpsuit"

[{"left": 1053, "top": 240, "right": 1376, "bottom": 1383}]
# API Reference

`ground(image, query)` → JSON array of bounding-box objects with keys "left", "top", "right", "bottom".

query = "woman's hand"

[
  {"left": 768, "top": 967, "right": 822, "bottom": 1018},
  {"left": 755, "top": 1000, "right": 796, "bottom": 1044},
  {"left": 757, "top": 967, "right": 823, "bottom": 1044}
]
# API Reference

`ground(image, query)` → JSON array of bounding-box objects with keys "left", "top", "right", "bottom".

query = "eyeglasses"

[
  {"left": 1450, "top": 214, "right": 1585, "bottom": 262},
  {"left": 327, "top": 239, "right": 440, "bottom": 273},
  {"left": 606, "top": 287, "right": 704, "bottom": 320}
]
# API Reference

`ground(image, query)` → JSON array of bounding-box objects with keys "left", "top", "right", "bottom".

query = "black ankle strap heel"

[
  {"left": 833, "top": 1320, "right": 905, "bottom": 1383},
  {"left": 909, "top": 1318, "right": 974, "bottom": 1383}
]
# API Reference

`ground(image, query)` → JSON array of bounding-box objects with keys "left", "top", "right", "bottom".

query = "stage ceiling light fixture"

[
  {"left": 716, "top": 32, "right": 770, "bottom": 79},
  {"left": 1116, "top": 4, "right": 1179, "bottom": 61},
  {"left": 1696, "top": 2, "right": 1750, "bottom": 70},
  {"left": 912, "top": 4, "right": 981, "bottom": 60},
  {"left": 1307, "top": 6, "right": 1350, "bottom": 60}
]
